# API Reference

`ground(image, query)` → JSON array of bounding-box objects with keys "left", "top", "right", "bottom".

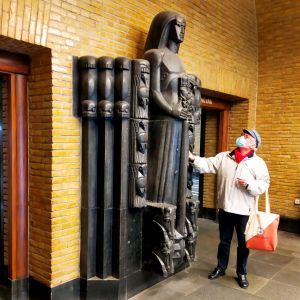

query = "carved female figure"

[{"left": 144, "top": 12, "right": 199, "bottom": 208}]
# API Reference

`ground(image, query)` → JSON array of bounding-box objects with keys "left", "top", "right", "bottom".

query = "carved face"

[
  {"left": 115, "top": 101, "right": 130, "bottom": 118},
  {"left": 98, "top": 100, "right": 113, "bottom": 118},
  {"left": 137, "top": 65, "right": 150, "bottom": 109},
  {"left": 81, "top": 100, "right": 97, "bottom": 118},
  {"left": 188, "top": 124, "right": 195, "bottom": 145},
  {"left": 136, "top": 181, "right": 145, "bottom": 198},
  {"left": 140, "top": 67, "right": 150, "bottom": 88},
  {"left": 138, "top": 97, "right": 149, "bottom": 109},
  {"left": 137, "top": 133, "right": 148, "bottom": 154},
  {"left": 135, "top": 165, "right": 146, "bottom": 197},
  {"left": 137, "top": 122, "right": 148, "bottom": 154},
  {"left": 170, "top": 16, "right": 186, "bottom": 43}
]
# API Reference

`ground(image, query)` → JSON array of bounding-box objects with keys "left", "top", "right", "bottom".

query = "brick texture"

[
  {"left": 256, "top": 0, "right": 300, "bottom": 219},
  {"left": 0, "top": 0, "right": 296, "bottom": 288}
]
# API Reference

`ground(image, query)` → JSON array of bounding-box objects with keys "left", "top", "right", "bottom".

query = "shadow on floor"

[{"left": 130, "top": 218, "right": 300, "bottom": 300}]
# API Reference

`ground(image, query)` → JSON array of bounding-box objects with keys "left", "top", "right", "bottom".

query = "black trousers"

[{"left": 217, "top": 209, "right": 250, "bottom": 275}]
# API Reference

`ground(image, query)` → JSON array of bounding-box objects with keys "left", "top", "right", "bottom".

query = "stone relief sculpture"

[
  {"left": 143, "top": 11, "right": 201, "bottom": 272},
  {"left": 131, "top": 59, "right": 150, "bottom": 120},
  {"left": 129, "top": 59, "right": 149, "bottom": 208},
  {"left": 143, "top": 203, "right": 176, "bottom": 277},
  {"left": 76, "top": 11, "right": 201, "bottom": 298},
  {"left": 144, "top": 12, "right": 189, "bottom": 208}
]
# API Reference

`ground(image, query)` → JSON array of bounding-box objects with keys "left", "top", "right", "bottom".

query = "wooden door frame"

[
  {"left": 200, "top": 87, "right": 247, "bottom": 152},
  {"left": 0, "top": 50, "right": 29, "bottom": 280},
  {"left": 198, "top": 88, "right": 246, "bottom": 219}
]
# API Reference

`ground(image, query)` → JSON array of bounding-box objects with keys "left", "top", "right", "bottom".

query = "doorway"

[
  {"left": 0, "top": 50, "right": 29, "bottom": 281},
  {"left": 193, "top": 88, "right": 246, "bottom": 220}
]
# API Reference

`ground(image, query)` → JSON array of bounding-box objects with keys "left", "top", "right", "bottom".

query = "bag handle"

[{"left": 255, "top": 188, "right": 270, "bottom": 214}]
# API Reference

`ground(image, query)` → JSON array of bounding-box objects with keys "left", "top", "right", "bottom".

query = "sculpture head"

[
  {"left": 137, "top": 62, "right": 150, "bottom": 109},
  {"left": 140, "top": 62, "right": 150, "bottom": 88},
  {"left": 169, "top": 15, "right": 186, "bottom": 44},
  {"left": 136, "top": 166, "right": 146, "bottom": 197},
  {"left": 135, "top": 121, "right": 148, "bottom": 153},
  {"left": 144, "top": 11, "right": 186, "bottom": 52}
]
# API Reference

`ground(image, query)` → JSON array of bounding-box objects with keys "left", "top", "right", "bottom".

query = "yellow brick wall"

[
  {"left": 28, "top": 50, "right": 53, "bottom": 285},
  {"left": 0, "top": 0, "right": 259, "bottom": 287},
  {"left": 256, "top": 0, "right": 300, "bottom": 219}
]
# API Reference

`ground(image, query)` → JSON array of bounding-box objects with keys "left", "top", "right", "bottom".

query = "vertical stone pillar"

[
  {"left": 185, "top": 75, "right": 201, "bottom": 261},
  {"left": 96, "top": 56, "right": 115, "bottom": 278},
  {"left": 129, "top": 59, "right": 149, "bottom": 209},
  {"left": 127, "top": 59, "right": 150, "bottom": 275},
  {"left": 79, "top": 56, "right": 98, "bottom": 279},
  {"left": 113, "top": 57, "right": 131, "bottom": 280}
]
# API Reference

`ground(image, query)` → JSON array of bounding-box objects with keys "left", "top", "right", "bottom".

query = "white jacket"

[{"left": 192, "top": 150, "right": 270, "bottom": 216}]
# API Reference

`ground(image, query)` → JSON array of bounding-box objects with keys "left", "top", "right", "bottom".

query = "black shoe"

[
  {"left": 237, "top": 274, "right": 249, "bottom": 289},
  {"left": 208, "top": 267, "right": 225, "bottom": 280}
]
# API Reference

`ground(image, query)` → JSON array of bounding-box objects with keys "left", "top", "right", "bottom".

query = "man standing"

[{"left": 189, "top": 129, "right": 270, "bottom": 288}]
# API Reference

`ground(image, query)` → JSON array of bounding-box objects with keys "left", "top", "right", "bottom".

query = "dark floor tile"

[
  {"left": 215, "top": 267, "right": 269, "bottom": 295},
  {"left": 251, "top": 251, "right": 293, "bottom": 267},
  {"left": 160, "top": 269, "right": 208, "bottom": 296},
  {"left": 284, "top": 257, "right": 300, "bottom": 273},
  {"left": 272, "top": 269, "right": 300, "bottom": 288},
  {"left": 129, "top": 218, "right": 300, "bottom": 300},
  {"left": 185, "top": 259, "right": 215, "bottom": 278},
  {"left": 189, "top": 281, "right": 265, "bottom": 300},
  {"left": 275, "top": 247, "right": 300, "bottom": 259},
  {"left": 130, "top": 284, "right": 185, "bottom": 300},
  {"left": 277, "top": 231, "right": 300, "bottom": 253},
  {"left": 247, "top": 259, "right": 281, "bottom": 279},
  {"left": 256, "top": 280, "right": 300, "bottom": 300}
]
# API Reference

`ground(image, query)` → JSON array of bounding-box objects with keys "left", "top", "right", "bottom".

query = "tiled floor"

[{"left": 130, "top": 218, "right": 300, "bottom": 300}]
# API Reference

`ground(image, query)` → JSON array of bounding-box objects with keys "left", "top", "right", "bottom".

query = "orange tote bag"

[{"left": 245, "top": 189, "right": 280, "bottom": 252}]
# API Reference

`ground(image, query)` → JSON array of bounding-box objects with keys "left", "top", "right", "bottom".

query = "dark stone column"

[
  {"left": 113, "top": 57, "right": 131, "bottom": 280},
  {"left": 127, "top": 59, "right": 150, "bottom": 275},
  {"left": 96, "top": 56, "right": 115, "bottom": 279},
  {"left": 79, "top": 56, "right": 98, "bottom": 279}
]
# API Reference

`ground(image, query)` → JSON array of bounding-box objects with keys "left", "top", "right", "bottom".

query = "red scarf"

[{"left": 234, "top": 148, "right": 254, "bottom": 164}]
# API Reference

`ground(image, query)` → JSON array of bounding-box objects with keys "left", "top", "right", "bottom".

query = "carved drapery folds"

[{"left": 76, "top": 11, "right": 201, "bottom": 295}]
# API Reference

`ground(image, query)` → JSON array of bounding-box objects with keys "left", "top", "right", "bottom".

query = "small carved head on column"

[
  {"left": 114, "top": 57, "right": 131, "bottom": 119},
  {"left": 129, "top": 164, "right": 147, "bottom": 208},
  {"left": 97, "top": 56, "right": 115, "bottom": 119},
  {"left": 78, "top": 56, "right": 98, "bottom": 118},
  {"left": 131, "top": 59, "right": 150, "bottom": 119}
]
